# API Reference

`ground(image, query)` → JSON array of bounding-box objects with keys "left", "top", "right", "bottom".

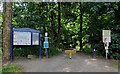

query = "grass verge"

[{"left": 0, "top": 63, "right": 22, "bottom": 73}]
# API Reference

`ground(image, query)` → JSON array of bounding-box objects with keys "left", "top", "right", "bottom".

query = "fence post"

[
  {"left": 39, "top": 28, "right": 41, "bottom": 59},
  {"left": 94, "top": 46, "right": 96, "bottom": 57}
]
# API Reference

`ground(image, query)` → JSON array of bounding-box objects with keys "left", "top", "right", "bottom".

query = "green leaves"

[
  {"left": 113, "top": 4, "right": 118, "bottom": 10},
  {"left": 11, "top": 2, "right": 120, "bottom": 59}
]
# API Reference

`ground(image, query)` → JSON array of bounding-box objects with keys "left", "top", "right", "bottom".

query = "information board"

[
  {"left": 32, "top": 33, "right": 39, "bottom": 45},
  {"left": 13, "top": 31, "right": 31, "bottom": 45},
  {"left": 103, "top": 30, "right": 111, "bottom": 37},
  {"left": 103, "top": 37, "right": 111, "bottom": 42},
  {"left": 102, "top": 30, "right": 111, "bottom": 42}
]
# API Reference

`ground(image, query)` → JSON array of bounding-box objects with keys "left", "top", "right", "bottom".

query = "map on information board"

[{"left": 13, "top": 31, "right": 31, "bottom": 45}]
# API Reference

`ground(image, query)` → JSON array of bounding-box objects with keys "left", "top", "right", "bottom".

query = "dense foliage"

[{"left": 2, "top": 2, "right": 119, "bottom": 59}]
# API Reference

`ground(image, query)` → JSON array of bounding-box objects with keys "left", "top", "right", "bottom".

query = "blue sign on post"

[
  {"left": 44, "top": 42, "right": 49, "bottom": 48},
  {"left": 45, "top": 37, "right": 48, "bottom": 42},
  {"left": 44, "top": 32, "right": 49, "bottom": 58}
]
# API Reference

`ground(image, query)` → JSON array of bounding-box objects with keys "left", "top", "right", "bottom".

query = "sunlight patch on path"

[{"left": 63, "top": 67, "right": 71, "bottom": 72}]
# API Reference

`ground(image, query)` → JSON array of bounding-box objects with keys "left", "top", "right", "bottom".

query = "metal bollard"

[{"left": 94, "top": 46, "right": 96, "bottom": 57}]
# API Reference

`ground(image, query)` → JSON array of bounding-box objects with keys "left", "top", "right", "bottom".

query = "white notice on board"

[
  {"left": 32, "top": 33, "right": 39, "bottom": 45},
  {"left": 13, "top": 31, "right": 31, "bottom": 45}
]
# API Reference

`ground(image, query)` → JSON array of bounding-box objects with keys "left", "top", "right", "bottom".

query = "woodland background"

[{"left": 0, "top": 2, "right": 120, "bottom": 59}]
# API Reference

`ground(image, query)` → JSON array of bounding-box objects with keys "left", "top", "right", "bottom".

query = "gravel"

[{"left": 12, "top": 52, "right": 118, "bottom": 72}]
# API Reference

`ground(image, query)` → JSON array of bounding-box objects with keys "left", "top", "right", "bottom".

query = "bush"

[
  {"left": 13, "top": 46, "right": 45, "bottom": 58},
  {"left": 83, "top": 44, "right": 93, "bottom": 55},
  {"left": 48, "top": 47, "right": 63, "bottom": 58},
  {"left": 13, "top": 45, "right": 63, "bottom": 58},
  {"left": 95, "top": 41, "right": 105, "bottom": 57},
  {"left": 109, "top": 33, "right": 120, "bottom": 59}
]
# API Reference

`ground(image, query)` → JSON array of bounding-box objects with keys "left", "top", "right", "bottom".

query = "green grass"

[
  {"left": 113, "top": 63, "right": 118, "bottom": 67},
  {"left": 1, "top": 63, "right": 22, "bottom": 73},
  {"left": 113, "top": 60, "right": 120, "bottom": 68}
]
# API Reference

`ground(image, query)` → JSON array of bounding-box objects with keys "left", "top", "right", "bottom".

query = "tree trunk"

[
  {"left": 43, "top": 25, "right": 46, "bottom": 36},
  {"left": 0, "top": 26, "right": 2, "bottom": 48},
  {"left": 57, "top": 2, "right": 61, "bottom": 44},
  {"left": 115, "top": 3, "right": 120, "bottom": 23},
  {"left": 3, "top": 2, "right": 12, "bottom": 61},
  {"left": 80, "top": 2, "right": 83, "bottom": 51},
  {"left": 51, "top": 10, "right": 54, "bottom": 40}
]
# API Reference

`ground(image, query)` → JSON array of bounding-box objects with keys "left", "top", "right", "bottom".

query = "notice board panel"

[
  {"left": 32, "top": 33, "right": 39, "bottom": 45},
  {"left": 13, "top": 31, "right": 31, "bottom": 45}
]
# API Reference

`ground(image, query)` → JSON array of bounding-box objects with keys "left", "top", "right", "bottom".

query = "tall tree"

[
  {"left": 3, "top": 2, "right": 12, "bottom": 61},
  {"left": 80, "top": 2, "right": 83, "bottom": 51},
  {"left": 49, "top": 3, "right": 57, "bottom": 44},
  {"left": 57, "top": 2, "right": 61, "bottom": 44}
]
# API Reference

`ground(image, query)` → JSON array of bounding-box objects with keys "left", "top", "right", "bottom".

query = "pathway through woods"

[{"left": 12, "top": 52, "right": 118, "bottom": 72}]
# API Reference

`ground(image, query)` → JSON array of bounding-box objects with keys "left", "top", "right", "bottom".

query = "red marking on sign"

[{"left": 104, "top": 38, "right": 108, "bottom": 41}]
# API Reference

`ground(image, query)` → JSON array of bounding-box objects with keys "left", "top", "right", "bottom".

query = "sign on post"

[
  {"left": 44, "top": 32, "right": 49, "bottom": 58},
  {"left": 102, "top": 30, "right": 111, "bottom": 59},
  {"left": 44, "top": 42, "right": 49, "bottom": 48},
  {"left": 102, "top": 30, "right": 111, "bottom": 42}
]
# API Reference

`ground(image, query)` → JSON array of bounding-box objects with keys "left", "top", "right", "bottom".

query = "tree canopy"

[{"left": 1, "top": 2, "right": 120, "bottom": 60}]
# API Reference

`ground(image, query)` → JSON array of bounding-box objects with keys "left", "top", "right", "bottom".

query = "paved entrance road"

[{"left": 13, "top": 52, "right": 118, "bottom": 72}]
